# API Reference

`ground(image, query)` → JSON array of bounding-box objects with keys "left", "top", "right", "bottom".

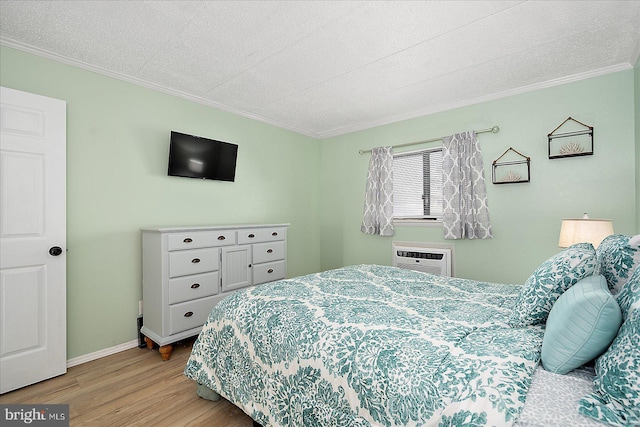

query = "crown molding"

[
  {"left": 316, "top": 62, "right": 633, "bottom": 139},
  {"left": 630, "top": 33, "right": 640, "bottom": 67},
  {"left": 0, "top": 38, "right": 319, "bottom": 139},
  {"left": 2, "top": 38, "right": 633, "bottom": 141}
]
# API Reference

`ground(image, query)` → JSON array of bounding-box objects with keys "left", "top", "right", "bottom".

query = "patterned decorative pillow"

[
  {"left": 577, "top": 309, "right": 640, "bottom": 425},
  {"left": 616, "top": 266, "right": 640, "bottom": 319},
  {"left": 577, "top": 265, "right": 640, "bottom": 426},
  {"left": 509, "top": 243, "right": 598, "bottom": 327},
  {"left": 597, "top": 234, "right": 640, "bottom": 294},
  {"left": 541, "top": 275, "right": 621, "bottom": 374}
]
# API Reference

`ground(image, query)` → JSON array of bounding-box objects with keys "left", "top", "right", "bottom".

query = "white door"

[{"left": 0, "top": 86, "right": 67, "bottom": 394}]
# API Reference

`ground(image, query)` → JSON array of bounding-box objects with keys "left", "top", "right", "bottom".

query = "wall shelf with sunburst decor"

[
  {"left": 548, "top": 117, "right": 593, "bottom": 159},
  {"left": 492, "top": 147, "right": 530, "bottom": 184}
]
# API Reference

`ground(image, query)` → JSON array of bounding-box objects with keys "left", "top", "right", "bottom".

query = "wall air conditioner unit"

[{"left": 392, "top": 243, "right": 452, "bottom": 277}]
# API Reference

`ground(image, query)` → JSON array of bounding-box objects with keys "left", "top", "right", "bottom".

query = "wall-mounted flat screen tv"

[{"left": 168, "top": 131, "right": 238, "bottom": 182}]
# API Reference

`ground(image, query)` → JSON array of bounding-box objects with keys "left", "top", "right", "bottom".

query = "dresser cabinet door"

[{"left": 221, "top": 246, "right": 252, "bottom": 293}]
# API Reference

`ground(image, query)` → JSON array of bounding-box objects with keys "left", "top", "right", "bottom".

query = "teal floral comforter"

[{"left": 185, "top": 265, "right": 543, "bottom": 426}]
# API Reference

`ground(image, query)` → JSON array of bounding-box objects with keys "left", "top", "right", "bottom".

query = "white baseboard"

[{"left": 67, "top": 339, "right": 140, "bottom": 368}]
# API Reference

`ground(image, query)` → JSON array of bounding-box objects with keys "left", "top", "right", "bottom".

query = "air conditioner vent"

[
  {"left": 393, "top": 244, "right": 452, "bottom": 277},
  {"left": 396, "top": 250, "right": 444, "bottom": 260}
]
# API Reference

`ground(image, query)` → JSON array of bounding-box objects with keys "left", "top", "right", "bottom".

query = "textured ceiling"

[{"left": 1, "top": 1, "right": 639, "bottom": 138}]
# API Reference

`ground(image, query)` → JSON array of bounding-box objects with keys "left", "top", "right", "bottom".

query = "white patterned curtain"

[
  {"left": 442, "top": 131, "right": 492, "bottom": 239},
  {"left": 361, "top": 146, "right": 394, "bottom": 236}
]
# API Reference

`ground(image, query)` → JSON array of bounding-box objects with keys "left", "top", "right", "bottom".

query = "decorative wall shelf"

[
  {"left": 548, "top": 117, "right": 593, "bottom": 159},
  {"left": 492, "top": 147, "right": 530, "bottom": 184}
]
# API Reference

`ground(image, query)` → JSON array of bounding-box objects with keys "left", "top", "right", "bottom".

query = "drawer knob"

[
  {"left": 184, "top": 311, "right": 193, "bottom": 317},
  {"left": 267, "top": 269, "right": 274, "bottom": 274},
  {"left": 183, "top": 238, "right": 193, "bottom": 243},
  {"left": 248, "top": 234, "right": 255, "bottom": 238},
  {"left": 217, "top": 235, "right": 225, "bottom": 240},
  {"left": 191, "top": 283, "right": 200, "bottom": 289},
  {"left": 272, "top": 232, "right": 278, "bottom": 236},
  {"left": 267, "top": 249, "right": 273, "bottom": 253},
  {"left": 191, "top": 258, "right": 200, "bottom": 263}
]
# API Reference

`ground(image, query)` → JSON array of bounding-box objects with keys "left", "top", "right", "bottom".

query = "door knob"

[{"left": 49, "top": 246, "right": 63, "bottom": 256}]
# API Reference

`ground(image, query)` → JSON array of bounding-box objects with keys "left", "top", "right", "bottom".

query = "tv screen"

[{"left": 168, "top": 131, "right": 238, "bottom": 182}]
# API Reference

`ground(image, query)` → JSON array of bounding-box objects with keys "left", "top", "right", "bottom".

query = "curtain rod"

[{"left": 358, "top": 126, "right": 500, "bottom": 155}]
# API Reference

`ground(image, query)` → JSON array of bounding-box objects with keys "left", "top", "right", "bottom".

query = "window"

[{"left": 393, "top": 148, "right": 443, "bottom": 220}]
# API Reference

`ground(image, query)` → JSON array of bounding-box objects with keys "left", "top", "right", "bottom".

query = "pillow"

[
  {"left": 615, "top": 265, "right": 640, "bottom": 319},
  {"left": 509, "top": 243, "right": 598, "bottom": 327},
  {"left": 541, "top": 275, "right": 621, "bottom": 374},
  {"left": 597, "top": 234, "right": 640, "bottom": 294},
  {"left": 578, "top": 265, "right": 640, "bottom": 426},
  {"left": 577, "top": 312, "right": 640, "bottom": 425}
]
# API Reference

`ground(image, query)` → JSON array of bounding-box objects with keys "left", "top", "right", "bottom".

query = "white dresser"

[{"left": 141, "top": 224, "right": 288, "bottom": 360}]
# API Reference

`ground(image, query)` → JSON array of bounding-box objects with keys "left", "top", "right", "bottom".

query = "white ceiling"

[{"left": 1, "top": 1, "right": 639, "bottom": 138}]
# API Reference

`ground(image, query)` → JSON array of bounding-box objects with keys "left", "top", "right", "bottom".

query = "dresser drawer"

[
  {"left": 167, "top": 230, "right": 236, "bottom": 251},
  {"left": 237, "top": 227, "right": 285, "bottom": 244},
  {"left": 169, "top": 248, "right": 219, "bottom": 278},
  {"left": 253, "top": 260, "right": 285, "bottom": 285},
  {"left": 252, "top": 241, "right": 285, "bottom": 264},
  {"left": 169, "top": 296, "right": 218, "bottom": 335},
  {"left": 168, "top": 271, "right": 219, "bottom": 304}
]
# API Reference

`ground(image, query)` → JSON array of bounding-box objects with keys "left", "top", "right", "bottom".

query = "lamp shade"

[{"left": 558, "top": 217, "right": 614, "bottom": 248}]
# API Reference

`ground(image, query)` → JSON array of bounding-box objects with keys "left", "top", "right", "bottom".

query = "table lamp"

[{"left": 558, "top": 213, "right": 614, "bottom": 249}]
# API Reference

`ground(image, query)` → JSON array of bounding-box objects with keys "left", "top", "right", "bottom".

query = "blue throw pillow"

[
  {"left": 510, "top": 243, "right": 598, "bottom": 327},
  {"left": 541, "top": 275, "right": 621, "bottom": 374}
]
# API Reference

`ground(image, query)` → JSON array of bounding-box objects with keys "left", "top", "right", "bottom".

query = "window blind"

[{"left": 393, "top": 148, "right": 443, "bottom": 219}]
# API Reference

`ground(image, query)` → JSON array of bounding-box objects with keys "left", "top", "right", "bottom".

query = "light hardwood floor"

[{"left": 0, "top": 339, "right": 254, "bottom": 426}]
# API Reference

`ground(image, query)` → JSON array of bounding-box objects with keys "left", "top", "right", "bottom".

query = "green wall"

[
  {"left": 0, "top": 46, "right": 322, "bottom": 359},
  {"left": 320, "top": 70, "right": 637, "bottom": 284},
  {"left": 1, "top": 44, "right": 638, "bottom": 361},
  {"left": 636, "top": 57, "right": 640, "bottom": 230}
]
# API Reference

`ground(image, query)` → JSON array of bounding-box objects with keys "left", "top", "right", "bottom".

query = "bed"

[{"left": 184, "top": 236, "right": 640, "bottom": 427}]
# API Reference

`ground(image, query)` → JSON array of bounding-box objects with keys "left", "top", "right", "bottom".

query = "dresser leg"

[
  {"left": 144, "top": 337, "right": 173, "bottom": 361},
  {"left": 159, "top": 344, "right": 173, "bottom": 361},
  {"left": 144, "top": 336, "right": 154, "bottom": 349}
]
